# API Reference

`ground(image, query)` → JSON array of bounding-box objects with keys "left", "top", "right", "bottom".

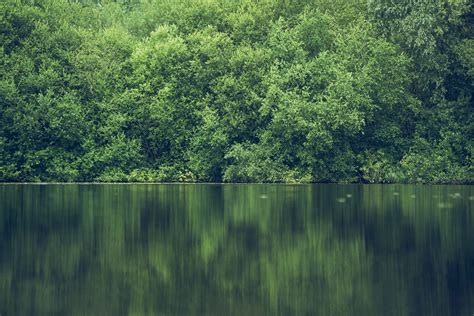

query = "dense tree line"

[{"left": 0, "top": 0, "right": 472, "bottom": 183}]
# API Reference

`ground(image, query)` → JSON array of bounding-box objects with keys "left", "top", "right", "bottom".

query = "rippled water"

[{"left": 0, "top": 184, "right": 473, "bottom": 315}]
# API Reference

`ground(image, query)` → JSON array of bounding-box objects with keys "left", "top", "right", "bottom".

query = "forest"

[{"left": 1, "top": 0, "right": 473, "bottom": 183}]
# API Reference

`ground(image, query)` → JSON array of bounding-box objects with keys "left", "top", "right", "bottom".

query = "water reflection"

[{"left": 0, "top": 184, "right": 473, "bottom": 315}]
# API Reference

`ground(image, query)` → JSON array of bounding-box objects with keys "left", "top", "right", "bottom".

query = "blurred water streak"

[{"left": 0, "top": 184, "right": 473, "bottom": 316}]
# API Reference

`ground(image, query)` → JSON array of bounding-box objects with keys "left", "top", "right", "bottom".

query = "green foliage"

[
  {"left": 0, "top": 0, "right": 472, "bottom": 183},
  {"left": 361, "top": 150, "right": 400, "bottom": 183},
  {"left": 223, "top": 143, "right": 289, "bottom": 183},
  {"left": 399, "top": 137, "right": 472, "bottom": 184},
  {"left": 188, "top": 107, "right": 228, "bottom": 181}
]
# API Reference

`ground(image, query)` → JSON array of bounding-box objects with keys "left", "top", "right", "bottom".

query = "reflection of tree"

[
  {"left": 362, "top": 185, "right": 474, "bottom": 316},
  {"left": 0, "top": 184, "right": 473, "bottom": 315}
]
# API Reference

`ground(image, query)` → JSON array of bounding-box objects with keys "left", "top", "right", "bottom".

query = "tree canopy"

[{"left": 1, "top": 0, "right": 473, "bottom": 183}]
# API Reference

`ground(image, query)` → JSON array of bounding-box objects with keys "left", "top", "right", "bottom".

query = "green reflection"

[{"left": 0, "top": 184, "right": 473, "bottom": 315}]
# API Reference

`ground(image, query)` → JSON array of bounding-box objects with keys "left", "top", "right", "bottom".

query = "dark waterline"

[{"left": 1, "top": 184, "right": 473, "bottom": 315}]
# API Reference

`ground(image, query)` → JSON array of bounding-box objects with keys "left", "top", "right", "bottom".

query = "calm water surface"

[{"left": 0, "top": 184, "right": 473, "bottom": 315}]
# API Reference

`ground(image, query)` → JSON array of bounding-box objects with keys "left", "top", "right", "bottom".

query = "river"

[{"left": 0, "top": 184, "right": 473, "bottom": 315}]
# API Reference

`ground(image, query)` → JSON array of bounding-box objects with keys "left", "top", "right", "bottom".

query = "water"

[{"left": 0, "top": 184, "right": 473, "bottom": 315}]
